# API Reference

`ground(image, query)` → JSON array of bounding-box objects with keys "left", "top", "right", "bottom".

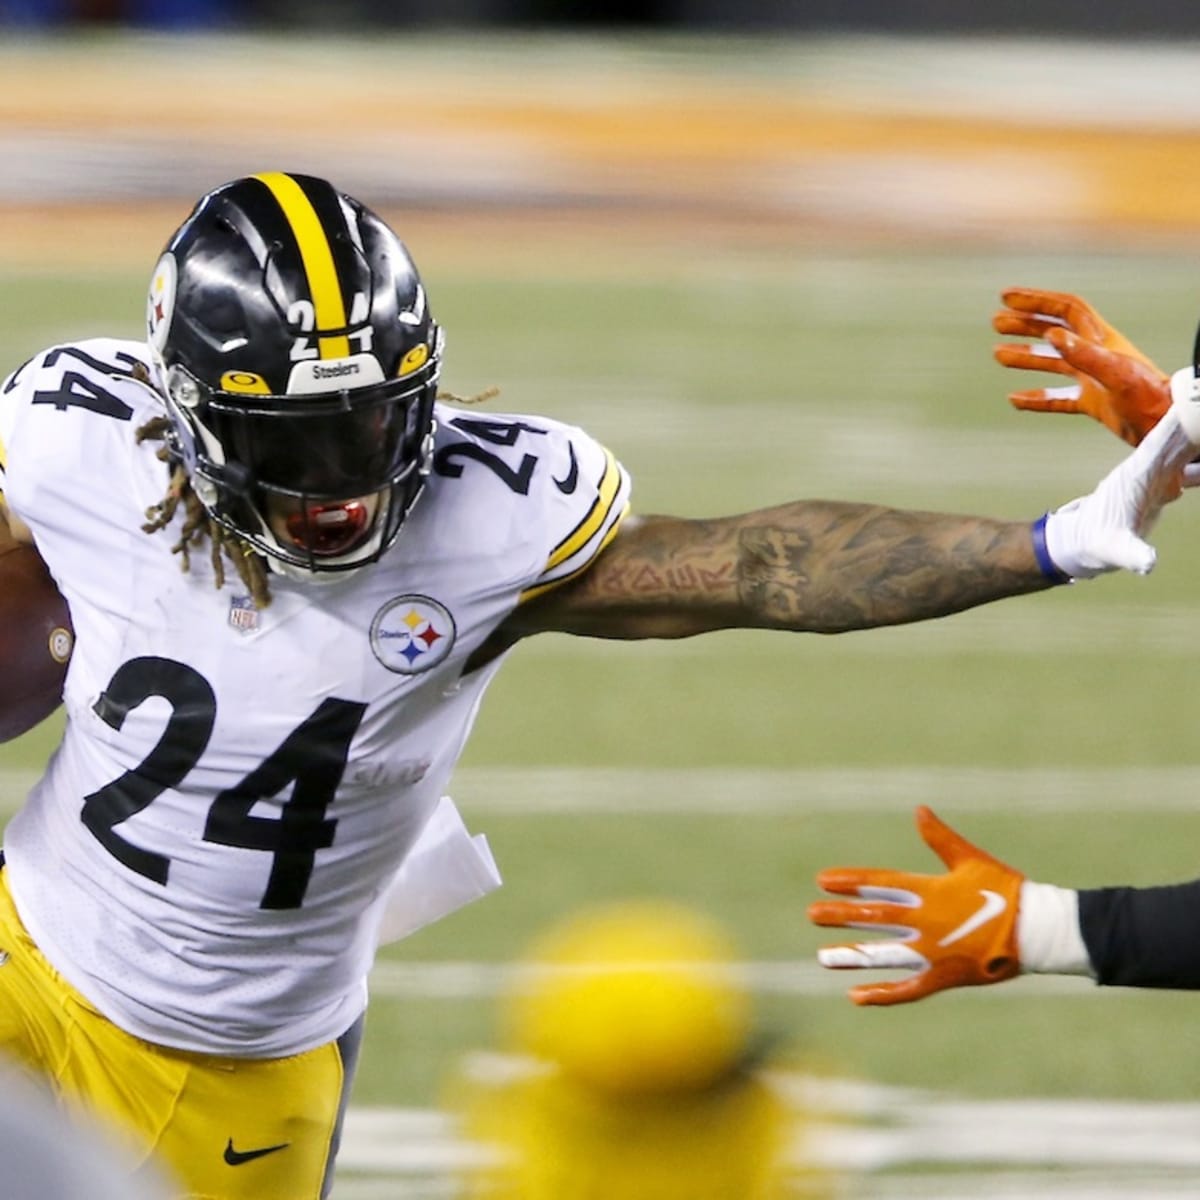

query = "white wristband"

[{"left": 1017, "top": 881, "right": 1094, "bottom": 977}]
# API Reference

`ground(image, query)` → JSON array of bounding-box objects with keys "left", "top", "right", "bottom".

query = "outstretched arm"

[
  {"left": 506, "top": 404, "right": 1197, "bottom": 642},
  {"left": 513, "top": 503, "right": 1050, "bottom": 640}
]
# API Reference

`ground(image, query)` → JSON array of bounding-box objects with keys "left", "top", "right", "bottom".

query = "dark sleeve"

[{"left": 1078, "top": 880, "right": 1200, "bottom": 989}]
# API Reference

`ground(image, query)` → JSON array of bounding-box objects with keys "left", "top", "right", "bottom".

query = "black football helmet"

[{"left": 147, "top": 172, "right": 442, "bottom": 575}]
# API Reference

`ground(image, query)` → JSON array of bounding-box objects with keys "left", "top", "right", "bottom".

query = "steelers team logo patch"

[
  {"left": 370, "top": 595, "right": 456, "bottom": 675},
  {"left": 147, "top": 252, "right": 177, "bottom": 352}
]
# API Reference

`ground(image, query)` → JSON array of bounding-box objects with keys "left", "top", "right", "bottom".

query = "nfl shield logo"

[{"left": 228, "top": 595, "right": 259, "bottom": 635}]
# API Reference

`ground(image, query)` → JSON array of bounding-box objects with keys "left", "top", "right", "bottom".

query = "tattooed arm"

[{"left": 503, "top": 502, "right": 1051, "bottom": 641}]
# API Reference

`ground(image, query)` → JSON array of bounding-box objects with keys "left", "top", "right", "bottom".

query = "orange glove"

[
  {"left": 808, "top": 806, "right": 1024, "bottom": 1007},
  {"left": 993, "top": 286, "right": 1170, "bottom": 447}
]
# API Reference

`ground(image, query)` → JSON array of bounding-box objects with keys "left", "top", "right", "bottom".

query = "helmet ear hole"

[{"left": 151, "top": 172, "right": 442, "bottom": 575}]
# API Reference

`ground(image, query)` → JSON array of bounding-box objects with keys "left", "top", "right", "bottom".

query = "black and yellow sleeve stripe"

[{"left": 520, "top": 447, "right": 630, "bottom": 603}]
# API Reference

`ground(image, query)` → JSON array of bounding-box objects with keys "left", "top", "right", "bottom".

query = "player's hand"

[
  {"left": 1037, "top": 404, "right": 1198, "bottom": 580},
  {"left": 993, "top": 287, "right": 1170, "bottom": 446},
  {"left": 808, "top": 806, "right": 1024, "bottom": 1006}
]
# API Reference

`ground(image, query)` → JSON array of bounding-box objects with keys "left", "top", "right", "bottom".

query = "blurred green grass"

[{"left": 5, "top": 242, "right": 1200, "bottom": 1114}]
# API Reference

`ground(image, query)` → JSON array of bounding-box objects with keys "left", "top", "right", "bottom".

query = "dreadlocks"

[{"left": 136, "top": 417, "right": 273, "bottom": 609}]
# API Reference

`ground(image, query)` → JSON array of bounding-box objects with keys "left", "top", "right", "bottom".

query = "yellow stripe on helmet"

[{"left": 254, "top": 172, "right": 351, "bottom": 360}]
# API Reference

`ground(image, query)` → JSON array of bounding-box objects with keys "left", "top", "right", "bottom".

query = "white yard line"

[
  {"left": 365, "top": 957, "right": 1097, "bottom": 1000},
  {"left": 446, "top": 764, "right": 1200, "bottom": 815},
  {"left": 4, "top": 763, "right": 1200, "bottom": 818}
]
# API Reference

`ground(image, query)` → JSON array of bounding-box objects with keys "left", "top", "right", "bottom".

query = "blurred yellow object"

[
  {"left": 504, "top": 900, "right": 751, "bottom": 1096},
  {"left": 459, "top": 1061, "right": 790, "bottom": 1200},
  {"left": 449, "top": 900, "right": 826, "bottom": 1199}
]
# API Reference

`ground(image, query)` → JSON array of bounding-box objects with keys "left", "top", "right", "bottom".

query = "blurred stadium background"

[{"left": 4, "top": 6, "right": 1200, "bottom": 1197}]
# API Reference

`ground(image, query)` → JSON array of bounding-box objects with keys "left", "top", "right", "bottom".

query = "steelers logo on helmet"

[
  {"left": 370, "top": 595, "right": 456, "bottom": 675},
  {"left": 146, "top": 253, "right": 177, "bottom": 352}
]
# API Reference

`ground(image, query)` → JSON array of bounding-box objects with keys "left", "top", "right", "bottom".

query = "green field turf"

[{"left": 4, "top": 239, "right": 1200, "bottom": 1143}]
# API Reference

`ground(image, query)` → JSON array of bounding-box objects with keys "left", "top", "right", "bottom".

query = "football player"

[
  {"left": 810, "top": 288, "right": 1200, "bottom": 1005},
  {"left": 449, "top": 901, "right": 815, "bottom": 1199},
  {"left": 0, "top": 176, "right": 1197, "bottom": 1198}
]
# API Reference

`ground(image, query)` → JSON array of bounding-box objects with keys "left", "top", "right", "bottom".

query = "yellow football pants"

[{"left": 0, "top": 864, "right": 355, "bottom": 1200}]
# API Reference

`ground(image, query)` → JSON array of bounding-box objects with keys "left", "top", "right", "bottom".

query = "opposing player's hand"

[
  {"left": 993, "top": 287, "right": 1170, "bottom": 446},
  {"left": 808, "top": 806, "right": 1024, "bottom": 1006}
]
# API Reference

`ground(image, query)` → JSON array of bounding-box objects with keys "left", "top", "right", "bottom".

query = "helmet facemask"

[{"left": 163, "top": 347, "right": 439, "bottom": 576}]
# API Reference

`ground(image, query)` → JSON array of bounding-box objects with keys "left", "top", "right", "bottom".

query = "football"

[{"left": 0, "top": 545, "right": 73, "bottom": 742}]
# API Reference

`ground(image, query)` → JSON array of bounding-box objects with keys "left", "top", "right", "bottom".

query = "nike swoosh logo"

[
  {"left": 224, "top": 1138, "right": 290, "bottom": 1166},
  {"left": 552, "top": 442, "right": 579, "bottom": 494},
  {"left": 938, "top": 889, "right": 1007, "bottom": 948}
]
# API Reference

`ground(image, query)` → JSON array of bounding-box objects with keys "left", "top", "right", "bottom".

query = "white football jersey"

[{"left": 0, "top": 338, "right": 630, "bottom": 1057}]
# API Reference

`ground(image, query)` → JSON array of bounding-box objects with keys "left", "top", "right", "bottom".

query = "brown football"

[{"left": 0, "top": 545, "right": 73, "bottom": 742}]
